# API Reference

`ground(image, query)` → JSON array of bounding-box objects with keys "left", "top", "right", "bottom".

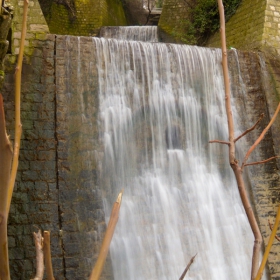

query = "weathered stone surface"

[
  {"left": 3, "top": 34, "right": 61, "bottom": 279},
  {"left": 228, "top": 50, "right": 280, "bottom": 279},
  {"left": 3, "top": 2, "right": 280, "bottom": 277},
  {"left": 38, "top": 0, "right": 127, "bottom": 37},
  {"left": 55, "top": 35, "right": 113, "bottom": 279}
]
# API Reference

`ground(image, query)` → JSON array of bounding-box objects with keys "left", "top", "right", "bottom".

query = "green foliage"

[{"left": 177, "top": 0, "right": 242, "bottom": 45}]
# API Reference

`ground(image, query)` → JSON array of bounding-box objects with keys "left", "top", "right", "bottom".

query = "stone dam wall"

[
  {"left": 2, "top": 34, "right": 280, "bottom": 279},
  {"left": 2, "top": 0, "right": 280, "bottom": 279}
]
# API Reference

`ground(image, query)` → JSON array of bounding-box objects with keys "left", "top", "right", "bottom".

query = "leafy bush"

[{"left": 174, "top": 0, "right": 242, "bottom": 45}]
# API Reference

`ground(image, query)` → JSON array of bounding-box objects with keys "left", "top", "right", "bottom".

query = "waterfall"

[
  {"left": 99, "top": 26, "right": 159, "bottom": 42},
  {"left": 93, "top": 35, "right": 254, "bottom": 280}
]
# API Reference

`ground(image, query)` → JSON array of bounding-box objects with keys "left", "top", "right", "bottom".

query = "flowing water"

[
  {"left": 99, "top": 26, "right": 159, "bottom": 42},
  {"left": 92, "top": 30, "right": 254, "bottom": 280}
]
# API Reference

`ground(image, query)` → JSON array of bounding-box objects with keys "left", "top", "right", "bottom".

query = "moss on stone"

[{"left": 46, "top": 0, "right": 127, "bottom": 36}]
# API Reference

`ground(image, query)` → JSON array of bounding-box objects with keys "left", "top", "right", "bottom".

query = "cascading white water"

[
  {"left": 99, "top": 26, "right": 159, "bottom": 42},
  {"left": 94, "top": 36, "right": 254, "bottom": 279}
]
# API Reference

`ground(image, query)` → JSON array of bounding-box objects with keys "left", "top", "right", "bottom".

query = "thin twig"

[
  {"left": 234, "top": 113, "right": 264, "bottom": 142},
  {"left": 268, "top": 219, "right": 280, "bottom": 242},
  {"left": 179, "top": 254, "right": 197, "bottom": 280},
  {"left": 241, "top": 102, "right": 280, "bottom": 170},
  {"left": 209, "top": 140, "right": 230, "bottom": 145},
  {"left": 244, "top": 156, "right": 279, "bottom": 167}
]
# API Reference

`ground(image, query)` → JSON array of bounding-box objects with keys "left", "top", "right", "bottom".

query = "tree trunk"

[
  {"left": 216, "top": 1, "right": 262, "bottom": 279},
  {"left": 0, "top": 1, "right": 28, "bottom": 278}
]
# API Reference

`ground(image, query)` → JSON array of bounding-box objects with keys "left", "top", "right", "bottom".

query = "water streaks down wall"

[
  {"left": 94, "top": 37, "right": 254, "bottom": 280},
  {"left": 2, "top": 32, "right": 280, "bottom": 279}
]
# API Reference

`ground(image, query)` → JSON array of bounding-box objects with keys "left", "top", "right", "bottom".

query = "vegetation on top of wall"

[{"left": 173, "top": 0, "right": 242, "bottom": 45}]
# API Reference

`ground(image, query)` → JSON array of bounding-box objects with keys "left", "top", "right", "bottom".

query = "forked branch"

[
  {"left": 217, "top": 1, "right": 262, "bottom": 279},
  {"left": 234, "top": 113, "right": 264, "bottom": 143},
  {"left": 241, "top": 102, "right": 280, "bottom": 170}
]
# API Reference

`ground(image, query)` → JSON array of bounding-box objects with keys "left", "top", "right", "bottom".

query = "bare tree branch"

[
  {"left": 216, "top": 1, "right": 262, "bottom": 279},
  {"left": 179, "top": 254, "right": 197, "bottom": 280},
  {"left": 244, "top": 156, "right": 279, "bottom": 167},
  {"left": 0, "top": 94, "right": 13, "bottom": 280},
  {"left": 241, "top": 102, "right": 280, "bottom": 170},
  {"left": 209, "top": 140, "right": 230, "bottom": 145},
  {"left": 234, "top": 113, "right": 264, "bottom": 143},
  {"left": 255, "top": 206, "right": 280, "bottom": 280},
  {"left": 268, "top": 219, "right": 280, "bottom": 242},
  {"left": 89, "top": 190, "right": 123, "bottom": 280},
  {"left": 7, "top": 0, "right": 29, "bottom": 212}
]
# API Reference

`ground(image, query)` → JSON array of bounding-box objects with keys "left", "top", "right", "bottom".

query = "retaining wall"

[{"left": 42, "top": 0, "right": 127, "bottom": 36}]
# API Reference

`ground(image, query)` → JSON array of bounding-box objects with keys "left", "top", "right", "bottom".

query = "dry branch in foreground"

[
  {"left": 241, "top": 103, "right": 280, "bottom": 170},
  {"left": 0, "top": 1, "right": 28, "bottom": 279},
  {"left": 0, "top": 94, "right": 13, "bottom": 280},
  {"left": 31, "top": 230, "right": 44, "bottom": 280},
  {"left": 234, "top": 113, "right": 264, "bottom": 143},
  {"left": 214, "top": 1, "right": 275, "bottom": 279},
  {"left": 43, "top": 231, "right": 55, "bottom": 280},
  {"left": 89, "top": 190, "right": 123, "bottom": 280},
  {"left": 268, "top": 219, "right": 280, "bottom": 242},
  {"left": 255, "top": 205, "right": 280, "bottom": 280},
  {"left": 7, "top": 0, "right": 29, "bottom": 211},
  {"left": 179, "top": 254, "right": 197, "bottom": 280}
]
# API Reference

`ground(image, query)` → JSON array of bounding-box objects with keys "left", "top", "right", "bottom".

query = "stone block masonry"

[
  {"left": 3, "top": 32, "right": 280, "bottom": 279},
  {"left": 45, "top": 0, "right": 127, "bottom": 37},
  {"left": 2, "top": 34, "right": 65, "bottom": 279},
  {"left": 3, "top": 33, "right": 114, "bottom": 279},
  {"left": 263, "top": 0, "right": 280, "bottom": 54},
  {"left": 9, "top": 0, "right": 49, "bottom": 56},
  {"left": 207, "top": 0, "right": 267, "bottom": 51},
  {"left": 2, "top": 0, "right": 280, "bottom": 278},
  {"left": 207, "top": 0, "right": 280, "bottom": 57},
  {"left": 227, "top": 50, "right": 280, "bottom": 279},
  {"left": 55, "top": 35, "right": 113, "bottom": 280},
  {"left": 158, "top": 0, "right": 188, "bottom": 43}
]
